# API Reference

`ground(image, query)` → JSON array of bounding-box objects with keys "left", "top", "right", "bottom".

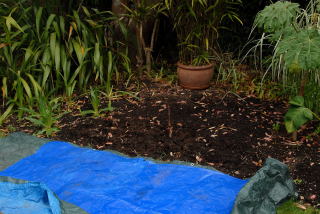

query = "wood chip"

[
  {"left": 295, "top": 203, "right": 307, "bottom": 210},
  {"left": 196, "top": 156, "right": 203, "bottom": 162},
  {"left": 176, "top": 122, "right": 183, "bottom": 127},
  {"left": 252, "top": 160, "right": 263, "bottom": 167}
]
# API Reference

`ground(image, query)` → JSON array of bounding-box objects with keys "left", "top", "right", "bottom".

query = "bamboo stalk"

[{"left": 145, "top": 19, "right": 159, "bottom": 73}]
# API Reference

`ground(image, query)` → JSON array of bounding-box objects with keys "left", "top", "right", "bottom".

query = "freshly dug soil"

[{"left": 3, "top": 81, "right": 320, "bottom": 207}]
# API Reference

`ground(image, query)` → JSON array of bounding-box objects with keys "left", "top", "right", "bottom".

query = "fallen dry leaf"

[{"left": 0, "top": 43, "right": 8, "bottom": 49}]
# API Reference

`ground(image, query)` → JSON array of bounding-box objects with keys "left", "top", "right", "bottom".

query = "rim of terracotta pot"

[{"left": 177, "top": 62, "right": 214, "bottom": 70}]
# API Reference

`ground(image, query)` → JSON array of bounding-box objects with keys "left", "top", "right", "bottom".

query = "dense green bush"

[
  {"left": 0, "top": 1, "right": 131, "bottom": 126},
  {"left": 254, "top": 0, "right": 320, "bottom": 133}
]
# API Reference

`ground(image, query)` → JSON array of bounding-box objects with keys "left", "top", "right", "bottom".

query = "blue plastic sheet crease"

[
  {"left": 0, "top": 180, "right": 61, "bottom": 214},
  {"left": 0, "top": 141, "right": 248, "bottom": 214}
]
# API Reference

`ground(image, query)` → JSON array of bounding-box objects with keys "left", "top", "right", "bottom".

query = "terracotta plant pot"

[{"left": 177, "top": 63, "right": 214, "bottom": 89}]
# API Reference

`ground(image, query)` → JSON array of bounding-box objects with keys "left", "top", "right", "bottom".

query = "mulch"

[{"left": 2, "top": 81, "right": 320, "bottom": 207}]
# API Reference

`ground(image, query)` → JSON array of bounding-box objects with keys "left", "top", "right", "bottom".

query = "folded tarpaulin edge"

[
  {"left": 231, "top": 158, "right": 297, "bottom": 214},
  {"left": 0, "top": 176, "right": 89, "bottom": 214},
  {"left": 0, "top": 176, "right": 61, "bottom": 214}
]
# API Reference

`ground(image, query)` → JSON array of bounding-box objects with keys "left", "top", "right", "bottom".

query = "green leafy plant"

[
  {"left": 30, "top": 0, "right": 110, "bottom": 16},
  {"left": 0, "top": 2, "right": 132, "bottom": 125},
  {"left": 254, "top": 1, "right": 300, "bottom": 41},
  {"left": 254, "top": 1, "right": 320, "bottom": 135},
  {"left": 277, "top": 200, "right": 320, "bottom": 214},
  {"left": 166, "top": 0, "right": 242, "bottom": 65},
  {"left": 272, "top": 122, "right": 281, "bottom": 132},
  {"left": 254, "top": 0, "right": 320, "bottom": 92},
  {"left": 81, "top": 87, "right": 113, "bottom": 117},
  {"left": 284, "top": 96, "right": 314, "bottom": 133},
  {"left": 0, "top": 103, "right": 14, "bottom": 126},
  {"left": 216, "top": 63, "right": 243, "bottom": 91},
  {"left": 147, "top": 66, "right": 176, "bottom": 84},
  {"left": 122, "top": 0, "right": 166, "bottom": 72},
  {"left": 284, "top": 96, "right": 320, "bottom": 134},
  {"left": 21, "top": 96, "right": 63, "bottom": 136}
]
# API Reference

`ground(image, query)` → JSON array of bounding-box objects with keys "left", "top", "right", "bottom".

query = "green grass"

[{"left": 277, "top": 200, "right": 320, "bottom": 214}]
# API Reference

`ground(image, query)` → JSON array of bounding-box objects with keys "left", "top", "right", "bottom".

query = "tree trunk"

[{"left": 111, "top": 0, "right": 160, "bottom": 71}]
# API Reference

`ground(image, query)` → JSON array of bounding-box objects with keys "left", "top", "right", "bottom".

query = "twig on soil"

[
  {"left": 283, "top": 141, "right": 303, "bottom": 146},
  {"left": 219, "top": 91, "right": 247, "bottom": 104},
  {"left": 167, "top": 104, "right": 173, "bottom": 138}
]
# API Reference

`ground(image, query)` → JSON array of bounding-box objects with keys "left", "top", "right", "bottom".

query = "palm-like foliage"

[
  {"left": 254, "top": 1, "right": 320, "bottom": 95},
  {"left": 275, "top": 29, "right": 320, "bottom": 73},
  {"left": 254, "top": 0, "right": 320, "bottom": 133},
  {"left": 254, "top": 1, "right": 300, "bottom": 38}
]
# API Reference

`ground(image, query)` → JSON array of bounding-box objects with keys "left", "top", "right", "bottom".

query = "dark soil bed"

[{"left": 2, "top": 81, "right": 320, "bottom": 207}]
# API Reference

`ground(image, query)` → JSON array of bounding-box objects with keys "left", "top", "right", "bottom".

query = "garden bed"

[{"left": 3, "top": 81, "right": 320, "bottom": 207}]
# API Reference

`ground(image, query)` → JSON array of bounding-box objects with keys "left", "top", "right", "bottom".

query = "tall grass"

[{"left": 0, "top": 1, "right": 131, "bottom": 123}]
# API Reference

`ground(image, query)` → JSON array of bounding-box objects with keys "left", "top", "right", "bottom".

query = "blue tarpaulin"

[
  {"left": 0, "top": 180, "right": 61, "bottom": 214},
  {"left": 0, "top": 141, "right": 248, "bottom": 214},
  {"left": 0, "top": 133, "right": 296, "bottom": 214}
]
